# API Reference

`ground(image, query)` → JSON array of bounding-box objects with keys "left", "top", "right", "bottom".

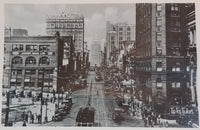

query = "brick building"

[
  {"left": 135, "top": 3, "right": 192, "bottom": 113},
  {"left": 3, "top": 32, "right": 74, "bottom": 92}
]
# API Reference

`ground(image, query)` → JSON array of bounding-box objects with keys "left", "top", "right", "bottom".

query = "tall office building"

[
  {"left": 135, "top": 4, "right": 192, "bottom": 113},
  {"left": 46, "top": 12, "right": 84, "bottom": 53}
]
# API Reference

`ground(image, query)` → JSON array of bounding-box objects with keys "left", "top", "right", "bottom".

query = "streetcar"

[{"left": 76, "top": 106, "right": 95, "bottom": 126}]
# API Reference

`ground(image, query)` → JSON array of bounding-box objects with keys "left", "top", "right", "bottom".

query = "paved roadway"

[{"left": 40, "top": 71, "right": 154, "bottom": 127}]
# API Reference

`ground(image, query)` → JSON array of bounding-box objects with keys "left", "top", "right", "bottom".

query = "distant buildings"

[
  {"left": 135, "top": 3, "right": 195, "bottom": 114},
  {"left": 105, "top": 22, "right": 135, "bottom": 71},
  {"left": 90, "top": 41, "right": 101, "bottom": 67}
]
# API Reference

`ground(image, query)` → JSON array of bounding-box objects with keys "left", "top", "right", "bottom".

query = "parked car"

[
  {"left": 53, "top": 113, "right": 64, "bottom": 121},
  {"left": 95, "top": 75, "right": 103, "bottom": 81}
]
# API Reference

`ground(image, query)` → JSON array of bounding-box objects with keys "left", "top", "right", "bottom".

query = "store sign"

[{"left": 170, "top": 106, "right": 194, "bottom": 115}]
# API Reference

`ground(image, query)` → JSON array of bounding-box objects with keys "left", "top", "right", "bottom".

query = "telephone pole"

[
  {"left": 5, "top": 92, "right": 10, "bottom": 126},
  {"left": 40, "top": 68, "right": 45, "bottom": 124}
]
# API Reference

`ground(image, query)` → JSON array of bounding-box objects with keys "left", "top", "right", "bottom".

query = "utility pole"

[
  {"left": 5, "top": 92, "right": 10, "bottom": 126},
  {"left": 40, "top": 68, "right": 45, "bottom": 124}
]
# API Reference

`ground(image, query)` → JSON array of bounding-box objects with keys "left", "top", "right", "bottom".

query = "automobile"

[
  {"left": 112, "top": 108, "right": 124, "bottom": 122},
  {"left": 53, "top": 113, "right": 64, "bottom": 121},
  {"left": 89, "top": 66, "right": 95, "bottom": 71},
  {"left": 104, "top": 88, "right": 112, "bottom": 95},
  {"left": 95, "top": 75, "right": 103, "bottom": 81},
  {"left": 80, "top": 78, "right": 87, "bottom": 87},
  {"left": 176, "top": 114, "right": 199, "bottom": 127}
]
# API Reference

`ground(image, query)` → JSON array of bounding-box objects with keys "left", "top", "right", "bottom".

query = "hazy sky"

[{"left": 5, "top": 4, "right": 135, "bottom": 48}]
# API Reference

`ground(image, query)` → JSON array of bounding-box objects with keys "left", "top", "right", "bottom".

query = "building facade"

[
  {"left": 4, "top": 33, "right": 74, "bottom": 92},
  {"left": 186, "top": 4, "right": 197, "bottom": 105},
  {"left": 46, "top": 13, "right": 84, "bottom": 53},
  {"left": 90, "top": 41, "right": 101, "bottom": 67},
  {"left": 105, "top": 22, "right": 135, "bottom": 68},
  {"left": 135, "top": 3, "right": 192, "bottom": 114}
]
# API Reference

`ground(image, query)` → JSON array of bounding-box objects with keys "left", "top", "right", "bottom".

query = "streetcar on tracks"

[{"left": 76, "top": 106, "right": 95, "bottom": 126}]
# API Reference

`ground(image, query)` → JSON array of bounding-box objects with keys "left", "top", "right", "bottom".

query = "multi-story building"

[
  {"left": 135, "top": 3, "right": 192, "bottom": 114},
  {"left": 46, "top": 13, "right": 84, "bottom": 53},
  {"left": 90, "top": 41, "right": 101, "bottom": 67},
  {"left": 105, "top": 22, "right": 135, "bottom": 67},
  {"left": 186, "top": 4, "right": 197, "bottom": 105},
  {"left": 3, "top": 32, "right": 74, "bottom": 92}
]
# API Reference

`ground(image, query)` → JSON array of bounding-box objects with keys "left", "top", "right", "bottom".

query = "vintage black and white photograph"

[{"left": 1, "top": 2, "right": 199, "bottom": 128}]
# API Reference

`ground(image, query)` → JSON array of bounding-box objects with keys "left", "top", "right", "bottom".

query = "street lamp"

[{"left": 45, "top": 94, "right": 49, "bottom": 122}]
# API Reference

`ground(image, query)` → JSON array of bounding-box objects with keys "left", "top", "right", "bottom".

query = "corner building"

[
  {"left": 135, "top": 3, "right": 191, "bottom": 113},
  {"left": 4, "top": 34, "right": 74, "bottom": 92}
]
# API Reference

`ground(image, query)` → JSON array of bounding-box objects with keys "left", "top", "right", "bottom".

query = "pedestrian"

[
  {"left": 157, "top": 114, "right": 161, "bottom": 126},
  {"left": 31, "top": 114, "right": 34, "bottom": 123},
  {"left": 148, "top": 115, "right": 151, "bottom": 127},
  {"left": 22, "top": 120, "right": 27, "bottom": 127},
  {"left": 144, "top": 117, "right": 148, "bottom": 127},
  {"left": 25, "top": 114, "right": 28, "bottom": 122},
  {"left": 165, "top": 121, "right": 169, "bottom": 128}
]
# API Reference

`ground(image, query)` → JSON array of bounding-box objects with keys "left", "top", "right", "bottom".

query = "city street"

[{"left": 40, "top": 71, "right": 145, "bottom": 127}]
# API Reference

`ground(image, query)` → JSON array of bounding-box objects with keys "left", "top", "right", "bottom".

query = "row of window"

[
  {"left": 11, "top": 69, "right": 54, "bottom": 76},
  {"left": 156, "top": 80, "right": 181, "bottom": 88},
  {"left": 12, "top": 45, "right": 51, "bottom": 51},
  {"left": 119, "top": 32, "right": 131, "bottom": 35},
  {"left": 48, "top": 23, "right": 83, "bottom": 29},
  {"left": 136, "top": 61, "right": 188, "bottom": 72},
  {"left": 12, "top": 56, "right": 50, "bottom": 65}
]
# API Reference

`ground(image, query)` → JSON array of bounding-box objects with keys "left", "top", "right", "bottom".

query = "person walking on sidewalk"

[
  {"left": 31, "top": 114, "right": 34, "bottom": 124},
  {"left": 22, "top": 120, "right": 27, "bottom": 127}
]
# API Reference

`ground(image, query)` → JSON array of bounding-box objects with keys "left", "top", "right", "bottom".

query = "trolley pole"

[
  {"left": 5, "top": 92, "right": 10, "bottom": 126},
  {"left": 40, "top": 68, "right": 45, "bottom": 124}
]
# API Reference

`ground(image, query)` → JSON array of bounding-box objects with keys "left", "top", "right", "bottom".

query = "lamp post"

[
  {"left": 45, "top": 94, "right": 49, "bottom": 122},
  {"left": 40, "top": 68, "right": 45, "bottom": 124},
  {"left": 4, "top": 91, "right": 10, "bottom": 126}
]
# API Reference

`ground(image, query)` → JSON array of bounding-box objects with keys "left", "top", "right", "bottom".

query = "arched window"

[
  {"left": 12, "top": 56, "right": 23, "bottom": 65},
  {"left": 25, "top": 57, "right": 36, "bottom": 65},
  {"left": 39, "top": 57, "right": 50, "bottom": 65}
]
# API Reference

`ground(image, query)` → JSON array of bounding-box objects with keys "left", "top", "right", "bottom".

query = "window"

[
  {"left": 12, "top": 45, "right": 23, "bottom": 51},
  {"left": 25, "top": 57, "right": 36, "bottom": 65},
  {"left": 156, "top": 47, "right": 162, "bottom": 56},
  {"left": 127, "top": 27, "right": 131, "bottom": 31},
  {"left": 26, "top": 45, "right": 37, "bottom": 51},
  {"left": 171, "top": 82, "right": 181, "bottom": 88},
  {"left": 156, "top": 33, "right": 162, "bottom": 41},
  {"left": 119, "top": 37, "right": 123, "bottom": 41},
  {"left": 25, "top": 69, "right": 36, "bottom": 75},
  {"left": 127, "top": 37, "right": 131, "bottom": 41},
  {"left": 12, "top": 57, "right": 23, "bottom": 65},
  {"left": 156, "top": 18, "right": 162, "bottom": 26},
  {"left": 156, "top": 4, "right": 162, "bottom": 11},
  {"left": 119, "top": 32, "right": 123, "bottom": 35},
  {"left": 111, "top": 36, "right": 115, "bottom": 41},
  {"left": 171, "top": 4, "right": 179, "bottom": 16},
  {"left": 171, "top": 18, "right": 180, "bottom": 32},
  {"left": 172, "top": 62, "right": 180, "bottom": 72},
  {"left": 156, "top": 78, "right": 162, "bottom": 88},
  {"left": 172, "top": 47, "right": 180, "bottom": 56},
  {"left": 119, "top": 27, "right": 123, "bottom": 31},
  {"left": 127, "top": 32, "right": 131, "bottom": 35},
  {"left": 39, "top": 45, "right": 50, "bottom": 51},
  {"left": 156, "top": 62, "right": 162, "bottom": 71},
  {"left": 11, "top": 69, "right": 22, "bottom": 75},
  {"left": 39, "top": 57, "right": 50, "bottom": 65}
]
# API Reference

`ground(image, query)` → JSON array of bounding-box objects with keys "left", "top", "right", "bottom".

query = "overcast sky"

[{"left": 5, "top": 4, "right": 135, "bottom": 49}]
